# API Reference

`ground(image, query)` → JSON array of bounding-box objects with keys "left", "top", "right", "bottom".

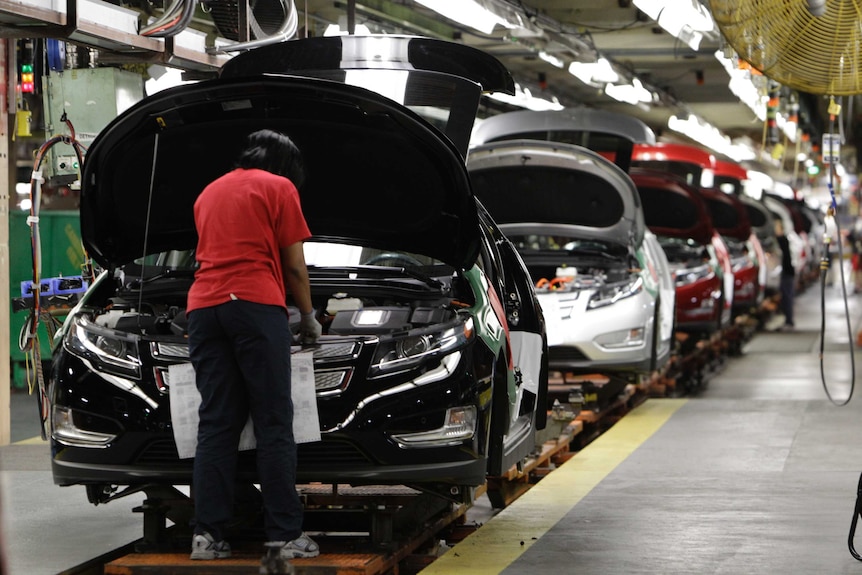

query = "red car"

[
  {"left": 632, "top": 143, "right": 735, "bottom": 329},
  {"left": 630, "top": 168, "right": 730, "bottom": 334},
  {"left": 712, "top": 159, "right": 767, "bottom": 310}
]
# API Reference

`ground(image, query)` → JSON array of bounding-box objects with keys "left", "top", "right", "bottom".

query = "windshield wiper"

[{"left": 311, "top": 265, "right": 447, "bottom": 292}]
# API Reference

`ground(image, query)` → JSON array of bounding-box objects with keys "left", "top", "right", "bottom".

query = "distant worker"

[
  {"left": 186, "top": 129, "right": 323, "bottom": 566},
  {"left": 775, "top": 219, "right": 795, "bottom": 331}
]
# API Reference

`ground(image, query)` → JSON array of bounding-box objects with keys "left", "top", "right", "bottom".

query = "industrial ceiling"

[{"left": 1, "top": 0, "right": 858, "bottom": 180}]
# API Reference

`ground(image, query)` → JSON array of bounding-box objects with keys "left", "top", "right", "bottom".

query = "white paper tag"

[{"left": 169, "top": 350, "right": 320, "bottom": 459}]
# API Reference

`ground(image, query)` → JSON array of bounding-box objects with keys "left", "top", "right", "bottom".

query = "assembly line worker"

[
  {"left": 186, "top": 129, "right": 323, "bottom": 563},
  {"left": 775, "top": 218, "right": 795, "bottom": 331}
]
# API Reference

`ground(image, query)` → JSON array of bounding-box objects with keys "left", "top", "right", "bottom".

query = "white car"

[{"left": 467, "top": 136, "right": 675, "bottom": 376}]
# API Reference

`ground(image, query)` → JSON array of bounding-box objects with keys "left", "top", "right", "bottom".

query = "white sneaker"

[
  {"left": 190, "top": 532, "right": 231, "bottom": 560},
  {"left": 267, "top": 533, "right": 320, "bottom": 558}
]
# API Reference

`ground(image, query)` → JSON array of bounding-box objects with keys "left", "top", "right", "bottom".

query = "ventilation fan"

[{"left": 712, "top": 0, "right": 862, "bottom": 95}]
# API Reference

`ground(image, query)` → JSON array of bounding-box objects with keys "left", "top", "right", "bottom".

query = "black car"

[{"left": 48, "top": 35, "right": 548, "bottom": 507}]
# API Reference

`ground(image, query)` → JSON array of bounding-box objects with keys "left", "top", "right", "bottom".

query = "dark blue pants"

[
  {"left": 779, "top": 274, "right": 795, "bottom": 326},
  {"left": 188, "top": 300, "right": 302, "bottom": 542}
]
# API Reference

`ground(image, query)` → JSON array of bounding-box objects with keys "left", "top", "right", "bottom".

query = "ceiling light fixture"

[
  {"left": 415, "top": 0, "right": 517, "bottom": 34},
  {"left": 605, "top": 78, "right": 653, "bottom": 106},
  {"left": 668, "top": 114, "right": 755, "bottom": 162},
  {"left": 538, "top": 51, "right": 565, "bottom": 69},
  {"left": 633, "top": 0, "right": 714, "bottom": 51},
  {"left": 487, "top": 83, "right": 564, "bottom": 111},
  {"left": 715, "top": 49, "right": 767, "bottom": 121},
  {"left": 568, "top": 57, "right": 619, "bottom": 85}
]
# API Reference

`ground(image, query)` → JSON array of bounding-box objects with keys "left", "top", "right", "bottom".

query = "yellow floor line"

[
  {"left": 421, "top": 398, "right": 687, "bottom": 575},
  {"left": 13, "top": 436, "right": 46, "bottom": 445}
]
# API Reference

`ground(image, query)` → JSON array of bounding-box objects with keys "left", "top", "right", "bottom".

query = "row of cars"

[
  {"left": 466, "top": 109, "right": 797, "bottom": 378},
  {"left": 43, "top": 35, "right": 819, "bottom": 513}
]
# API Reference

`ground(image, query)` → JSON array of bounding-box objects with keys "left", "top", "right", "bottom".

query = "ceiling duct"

[
  {"left": 711, "top": 0, "right": 862, "bottom": 95},
  {"left": 205, "top": 0, "right": 298, "bottom": 52}
]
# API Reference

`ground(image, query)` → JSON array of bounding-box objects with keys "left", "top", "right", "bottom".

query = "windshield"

[
  {"left": 507, "top": 235, "right": 626, "bottom": 258},
  {"left": 132, "top": 244, "right": 447, "bottom": 271},
  {"left": 303, "top": 242, "right": 445, "bottom": 268}
]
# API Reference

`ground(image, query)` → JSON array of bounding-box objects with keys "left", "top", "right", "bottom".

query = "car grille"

[
  {"left": 315, "top": 369, "right": 351, "bottom": 393},
  {"left": 548, "top": 346, "right": 589, "bottom": 363},
  {"left": 135, "top": 439, "right": 182, "bottom": 465},
  {"left": 134, "top": 437, "right": 372, "bottom": 466},
  {"left": 298, "top": 440, "right": 372, "bottom": 466}
]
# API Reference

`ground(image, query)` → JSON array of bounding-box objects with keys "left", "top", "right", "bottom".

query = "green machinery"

[{"left": 10, "top": 210, "right": 86, "bottom": 389}]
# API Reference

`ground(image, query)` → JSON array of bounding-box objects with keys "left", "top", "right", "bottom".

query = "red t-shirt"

[{"left": 187, "top": 168, "right": 312, "bottom": 312}]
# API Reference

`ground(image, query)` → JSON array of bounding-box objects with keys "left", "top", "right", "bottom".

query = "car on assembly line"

[
  {"left": 467, "top": 138, "right": 673, "bottom": 377},
  {"left": 632, "top": 142, "right": 736, "bottom": 327},
  {"left": 46, "top": 35, "right": 549, "bottom": 508},
  {"left": 698, "top": 186, "right": 763, "bottom": 315},
  {"left": 712, "top": 158, "right": 769, "bottom": 307},
  {"left": 467, "top": 109, "right": 676, "bottom": 378},
  {"left": 630, "top": 168, "right": 730, "bottom": 334}
]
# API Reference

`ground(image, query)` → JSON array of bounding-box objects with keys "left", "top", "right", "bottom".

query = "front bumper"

[
  {"left": 50, "top": 341, "right": 494, "bottom": 490},
  {"left": 540, "top": 291, "right": 655, "bottom": 373}
]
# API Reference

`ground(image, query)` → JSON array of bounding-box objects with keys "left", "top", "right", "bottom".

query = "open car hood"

[
  {"left": 80, "top": 36, "right": 514, "bottom": 271},
  {"left": 470, "top": 109, "right": 655, "bottom": 172},
  {"left": 739, "top": 195, "right": 775, "bottom": 241},
  {"left": 630, "top": 168, "right": 714, "bottom": 245},
  {"left": 699, "top": 188, "right": 752, "bottom": 241},
  {"left": 467, "top": 139, "right": 644, "bottom": 246}
]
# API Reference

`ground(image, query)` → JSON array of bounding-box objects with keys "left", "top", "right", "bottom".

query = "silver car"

[{"left": 467, "top": 114, "right": 675, "bottom": 377}]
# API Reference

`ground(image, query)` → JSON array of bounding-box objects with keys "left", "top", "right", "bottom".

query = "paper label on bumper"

[{"left": 169, "top": 350, "right": 320, "bottom": 459}]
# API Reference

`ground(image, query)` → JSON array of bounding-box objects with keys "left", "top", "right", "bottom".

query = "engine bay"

[{"left": 85, "top": 261, "right": 468, "bottom": 341}]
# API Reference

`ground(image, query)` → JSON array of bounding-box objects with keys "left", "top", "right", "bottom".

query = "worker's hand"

[{"left": 299, "top": 311, "right": 322, "bottom": 345}]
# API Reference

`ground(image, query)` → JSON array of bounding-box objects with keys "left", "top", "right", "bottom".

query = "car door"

[{"left": 475, "top": 203, "right": 548, "bottom": 477}]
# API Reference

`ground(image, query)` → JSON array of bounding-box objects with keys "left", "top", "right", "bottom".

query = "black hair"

[{"left": 235, "top": 129, "right": 306, "bottom": 189}]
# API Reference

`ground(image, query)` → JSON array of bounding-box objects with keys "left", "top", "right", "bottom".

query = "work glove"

[{"left": 298, "top": 311, "right": 322, "bottom": 345}]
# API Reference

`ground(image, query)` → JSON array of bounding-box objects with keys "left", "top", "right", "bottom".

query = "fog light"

[
  {"left": 391, "top": 406, "right": 476, "bottom": 448},
  {"left": 595, "top": 327, "right": 645, "bottom": 349},
  {"left": 53, "top": 406, "right": 117, "bottom": 448}
]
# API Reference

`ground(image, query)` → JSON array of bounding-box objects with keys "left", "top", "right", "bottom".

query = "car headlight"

[
  {"left": 594, "top": 327, "right": 646, "bottom": 349},
  {"left": 52, "top": 406, "right": 119, "bottom": 448},
  {"left": 64, "top": 315, "right": 142, "bottom": 379},
  {"left": 390, "top": 406, "right": 476, "bottom": 448},
  {"left": 370, "top": 317, "right": 474, "bottom": 377},
  {"left": 673, "top": 264, "right": 714, "bottom": 287},
  {"left": 587, "top": 277, "right": 643, "bottom": 310}
]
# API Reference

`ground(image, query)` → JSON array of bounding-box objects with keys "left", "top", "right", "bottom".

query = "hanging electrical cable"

[
  {"left": 818, "top": 98, "right": 855, "bottom": 407},
  {"left": 21, "top": 113, "right": 87, "bottom": 439},
  {"left": 139, "top": 0, "right": 197, "bottom": 37}
]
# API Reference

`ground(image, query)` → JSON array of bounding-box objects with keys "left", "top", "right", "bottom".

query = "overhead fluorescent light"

[
  {"left": 715, "top": 50, "right": 767, "bottom": 122},
  {"left": 568, "top": 57, "right": 619, "bottom": 85},
  {"left": 487, "top": 83, "right": 564, "bottom": 111},
  {"left": 538, "top": 51, "right": 565, "bottom": 69},
  {"left": 605, "top": 77, "right": 653, "bottom": 105},
  {"left": 668, "top": 114, "right": 755, "bottom": 162},
  {"left": 633, "top": 0, "right": 714, "bottom": 52},
  {"left": 415, "top": 0, "right": 516, "bottom": 34}
]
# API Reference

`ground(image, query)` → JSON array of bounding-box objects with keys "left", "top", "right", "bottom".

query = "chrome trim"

[
  {"left": 80, "top": 357, "right": 159, "bottom": 410},
  {"left": 326, "top": 351, "right": 462, "bottom": 433},
  {"left": 150, "top": 341, "right": 190, "bottom": 360}
]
